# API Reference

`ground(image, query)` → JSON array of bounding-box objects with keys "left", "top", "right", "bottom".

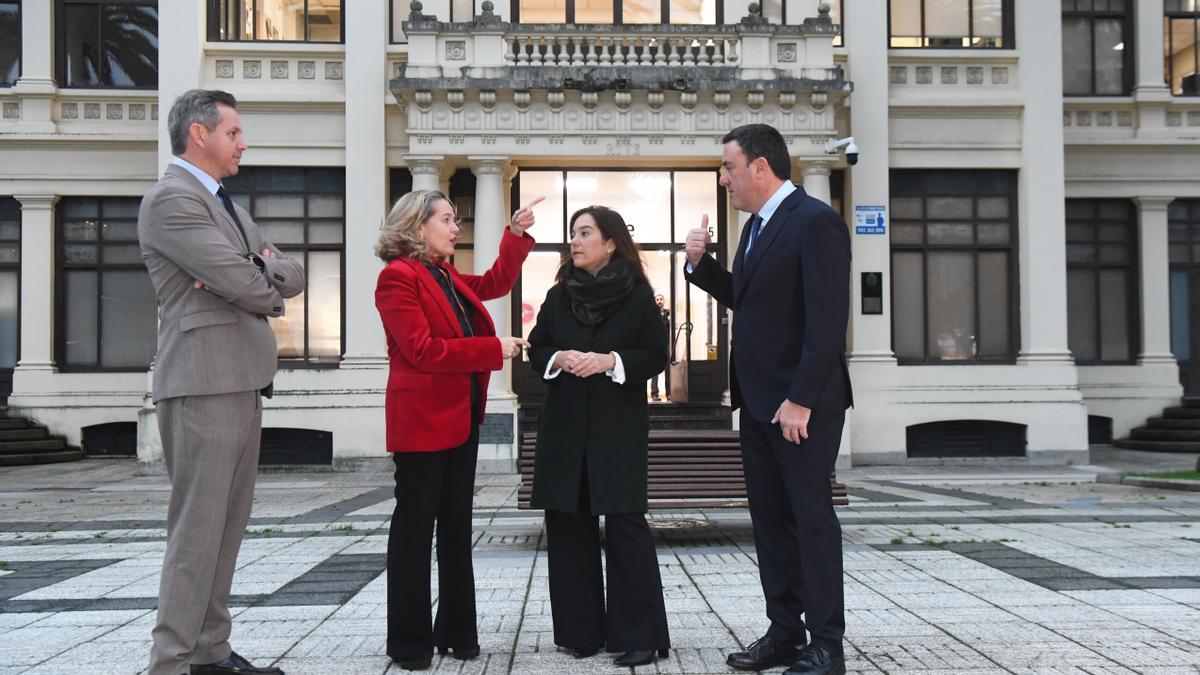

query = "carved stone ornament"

[
  {"left": 1076, "top": 111, "right": 1091, "bottom": 126},
  {"left": 940, "top": 67, "right": 958, "bottom": 84},
  {"left": 779, "top": 91, "right": 795, "bottom": 112},
  {"left": 890, "top": 66, "right": 907, "bottom": 84},
  {"left": 415, "top": 90, "right": 433, "bottom": 112},
  {"left": 748, "top": 91, "right": 764, "bottom": 112},
  {"left": 614, "top": 91, "right": 631, "bottom": 112},
  {"left": 777, "top": 43, "right": 797, "bottom": 63},
  {"left": 548, "top": 90, "right": 565, "bottom": 110},
  {"left": 447, "top": 90, "right": 464, "bottom": 111},
  {"left": 681, "top": 91, "right": 697, "bottom": 111},
  {"left": 648, "top": 90, "right": 664, "bottom": 111},
  {"left": 514, "top": 90, "right": 530, "bottom": 111},
  {"left": 298, "top": 61, "right": 316, "bottom": 79},
  {"left": 714, "top": 91, "right": 730, "bottom": 112},
  {"left": 326, "top": 61, "right": 344, "bottom": 80},
  {"left": 479, "top": 90, "right": 496, "bottom": 111},
  {"left": 915, "top": 66, "right": 932, "bottom": 85},
  {"left": 107, "top": 103, "right": 123, "bottom": 119},
  {"left": 966, "top": 66, "right": 983, "bottom": 85},
  {"left": 84, "top": 103, "right": 101, "bottom": 119},
  {"left": 583, "top": 91, "right": 599, "bottom": 111},
  {"left": 271, "top": 60, "right": 289, "bottom": 79},
  {"left": 61, "top": 102, "right": 79, "bottom": 119},
  {"left": 1097, "top": 111, "right": 1112, "bottom": 126},
  {"left": 129, "top": 104, "right": 146, "bottom": 120},
  {"left": 446, "top": 41, "right": 467, "bottom": 61},
  {"left": 244, "top": 61, "right": 262, "bottom": 79},
  {"left": 991, "top": 67, "right": 1009, "bottom": 84},
  {"left": 215, "top": 60, "right": 234, "bottom": 79},
  {"left": 1167, "top": 111, "right": 1182, "bottom": 127},
  {"left": 809, "top": 91, "right": 827, "bottom": 112},
  {"left": 2, "top": 102, "right": 19, "bottom": 119},
  {"left": 1116, "top": 111, "right": 1132, "bottom": 126}
]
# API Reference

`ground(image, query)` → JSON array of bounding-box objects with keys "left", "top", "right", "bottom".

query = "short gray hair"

[{"left": 168, "top": 89, "right": 238, "bottom": 156}]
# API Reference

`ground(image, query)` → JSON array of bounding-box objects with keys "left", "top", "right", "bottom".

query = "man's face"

[
  {"left": 719, "top": 140, "right": 765, "bottom": 214},
  {"left": 655, "top": 294, "right": 665, "bottom": 308},
  {"left": 199, "top": 103, "right": 246, "bottom": 179}
]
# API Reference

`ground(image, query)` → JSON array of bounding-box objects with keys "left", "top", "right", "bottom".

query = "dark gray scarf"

[{"left": 563, "top": 257, "right": 635, "bottom": 326}]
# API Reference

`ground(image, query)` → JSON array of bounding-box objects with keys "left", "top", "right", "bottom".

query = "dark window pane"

[
  {"left": 1170, "top": 270, "right": 1191, "bottom": 361},
  {"left": 1097, "top": 243, "right": 1129, "bottom": 263},
  {"left": 1063, "top": 16, "right": 1093, "bottom": 94},
  {"left": 257, "top": 168, "right": 306, "bottom": 191},
  {"left": 1067, "top": 243, "right": 1096, "bottom": 263},
  {"left": 100, "top": 4, "right": 158, "bottom": 87},
  {"left": 1169, "top": 243, "right": 1189, "bottom": 263},
  {"left": 891, "top": 197, "right": 924, "bottom": 219},
  {"left": 1168, "top": 223, "right": 1188, "bottom": 243},
  {"left": 1098, "top": 269, "right": 1130, "bottom": 360},
  {"left": 99, "top": 269, "right": 157, "bottom": 368},
  {"left": 0, "top": 2, "right": 18, "bottom": 86},
  {"left": 1066, "top": 201, "right": 1095, "bottom": 220},
  {"left": 977, "top": 223, "right": 1010, "bottom": 245},
  {"left": 64, "top": 244, "right": 98, "bottom": 263},
  {"left": 926, "top": 172, "right": 973, "bottom": 194},
  {"left": 1169, "top": 200, "right": 1189, "bottom": 221},
  {"left": 64, "top": 220, "right": 99, "bottom": 242},
  {"left": 1098, "top": 223, "right": 1129, "bottom": 242},
  {"left": 308, "top": 195, "right": 343, "bottom": 218},
  {"left": 0, "top": 270, "right": 17, "bottom": 368},
  {"left": 308, "top": 168, "right": 345, "bottom": 192},
  {"left": 259, "top": 220, "right": 306, "bottom": 244},
  {"left": 892, "top": 252, "right": 925, "bottom": 360},
  {"left": 1066, "top": 222, "right": 1094, "bottom": 241},
  {"left": 255, "top": 195, "right": 305, "bottom": 218},
  {"left": 64, "top": 4, "right": 102, "bottom": 87},
  {"left": 1068, "top": 268, "right": 1099, "bottom": 361},
  {"left": 101, "top": 220, "right": 138, "bottom": 241},
  {"left": 101, "top": 244, "right": 141, "bottom": 264},
  {"left": 927, "top": 252, "right": 976, "bottom": 361},
  {"left": 978, "top": 197, "right": 1010, "bottom": 219},
  {"left": 928, "top": 197, "right": 973, "bottom": 219},
  {"left": 927, "top": 222, "right": 974, "bottom": 244},
  {"left": 892, "top": 223, "right": 925, "bottom": 245},
  {"left": 977, "top": 251, "right": 1011, "bottom": 357}
]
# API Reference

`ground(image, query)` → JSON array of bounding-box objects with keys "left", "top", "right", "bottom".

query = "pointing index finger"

[{"left": 521, "top": 196, "right": 546, "bottom": 210}]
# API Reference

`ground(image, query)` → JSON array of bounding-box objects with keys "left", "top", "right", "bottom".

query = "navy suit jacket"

[{"left": 685, "top": 185, "right": 853, "bottom": 423}]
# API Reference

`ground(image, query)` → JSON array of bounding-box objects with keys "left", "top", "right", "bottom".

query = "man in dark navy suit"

[{"left": 685, "top": 124, "right": 852, "bottom": 675}]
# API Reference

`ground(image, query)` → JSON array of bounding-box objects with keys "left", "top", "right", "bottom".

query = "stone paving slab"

[{"left": 2, "top": 449, "right": 1200, "bottom": 673}]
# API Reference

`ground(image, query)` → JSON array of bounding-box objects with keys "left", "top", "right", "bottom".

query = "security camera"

[{"left": 824, "top": 136, "right": 859, "bottom": 166}]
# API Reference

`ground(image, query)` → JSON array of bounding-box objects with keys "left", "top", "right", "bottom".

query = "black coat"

[{"left": 527, "top": 280, "right": 669, "bottom": 514}]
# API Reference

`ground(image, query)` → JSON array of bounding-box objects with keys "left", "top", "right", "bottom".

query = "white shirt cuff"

[
  {"left": 544, "top": 350, "right": 563, "bottom": 380},
  {"left": 606, "top": 351, "right": 625, "bottom": 384},
  {"left": 685, "top": 261, "right": 694, "bottom": 274}
]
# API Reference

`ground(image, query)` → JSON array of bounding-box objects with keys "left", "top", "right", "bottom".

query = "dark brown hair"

[{"left": 557, "top": 205, "right": 649, "bottom": 284}]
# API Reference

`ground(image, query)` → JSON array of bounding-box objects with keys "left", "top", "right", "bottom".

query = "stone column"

[
  {"left": 408, "top": 157, "right": 443, "bottom": 192},
  {"left": 13, "top": 196, "right": 58, "bottom": 373},
  {"left": 470, "top": 157, "right": 514, "bottom": 400},
  {"left": 1136, "top": 197, "right": 1175, "bottom": 365},
  {"left": 801, "top": 161, "right": 833, "bottom": 206},
  {"left": 1016, "top": 0, "right": 1072, "bottom": 364},
  {"left": 845, "top": 0, "right": 893, "bottom": 363},
  {"left": 1133, "top": 0, "right": 1171, "bottom": 134},
  {"left": 340, "top": 0, "right": 389, "bottom": 368},
  {"left": 156, "top": 0, "right": 206, "bottom": 171},
  {"left": 11, "top": 0, "right": 55, "bottom": 132}
]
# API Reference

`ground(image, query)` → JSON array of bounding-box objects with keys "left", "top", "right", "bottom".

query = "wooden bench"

[{"left": 518, "top": 429, "right": 849, "bottom": 509}]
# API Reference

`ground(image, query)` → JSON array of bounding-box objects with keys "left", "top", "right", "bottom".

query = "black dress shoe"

[
  {"left": 784, "top": 646, "right": 846, "bottom": 675},
  {"left": 390, "top": 655, "right": 432, "bottom": 671},
  {"left": 725, "top": 636, "right": 802, "bottom": 671},
  {"left": 436, "top": 645, "right": 481, "bottom": 660},
  {"left": 191, "top": 651, "right": 283, "bottom": 674},
  {"left": 612, "top": 649, "right": 670, "bottom": 666},
  {"left": 571, "top": 646, "right": 600, "bottom": 658}
]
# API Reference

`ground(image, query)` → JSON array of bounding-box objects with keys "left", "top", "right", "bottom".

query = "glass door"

[
  {"left": 511, "top": 168, "right": 726, "bottom": 403},
  {"left": 0, "top": 199, "right": 19, "bottom": 404},
  {"left": 1169, "top": 200, "right": 1200, "bottom": 397}
]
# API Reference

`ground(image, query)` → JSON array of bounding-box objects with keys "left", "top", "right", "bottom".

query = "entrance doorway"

[
  {"left": 510, "top": 169, "right": 727, "bottom": 404},
  {"left": 1170, "top": 199, "right": 1200, "bottom": 397},
  {"left": 0, "top": 199, "right": 19, "bottom": 405}
]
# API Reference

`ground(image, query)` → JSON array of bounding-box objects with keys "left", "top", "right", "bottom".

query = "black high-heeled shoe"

[
  {"left": 572, "top": 646, "right": 600, "bottom": 658},
  {"left": 436, "top": 645, "right": 481, "bottom": 660},
  {"left": 612, "top": 649, "right": 670, "bottom": 666}
]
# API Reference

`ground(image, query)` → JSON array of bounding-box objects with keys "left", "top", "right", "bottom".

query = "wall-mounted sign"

[{"left": 855, "top": 205, "right": 886, "bottom": 235}]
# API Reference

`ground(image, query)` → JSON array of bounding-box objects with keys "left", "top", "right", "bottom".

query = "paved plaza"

[{"left": 1, "top": 449, "right": 1199, "bottom": 674}]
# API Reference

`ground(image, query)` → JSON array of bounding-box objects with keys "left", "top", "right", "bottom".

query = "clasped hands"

[
  {"left": 553, "top": 350, "right": 616, "bottom": 379},
  {"left": 194, "top": 248, "right": 276, "bottom": 290}
]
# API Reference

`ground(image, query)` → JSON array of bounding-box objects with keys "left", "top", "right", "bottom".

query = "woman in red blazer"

[{"left": 375, "top": 189, "right": 538, "bottom": 670}]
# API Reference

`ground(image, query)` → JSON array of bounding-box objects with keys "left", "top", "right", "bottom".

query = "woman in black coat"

[{"left": 527, "top": 205, "right": 671, "bottom": 667}]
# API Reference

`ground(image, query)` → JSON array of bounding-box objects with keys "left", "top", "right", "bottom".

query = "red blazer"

[{"left": 376, "top": 228, "right": 535, "bottom": 453}]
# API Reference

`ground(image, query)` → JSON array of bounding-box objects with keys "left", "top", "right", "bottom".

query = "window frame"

[
  {"left": 889, "top": 170, "right": 1021, "bottom": 365},
  {"left": 508, "top": 0, "right": 725, "bottom": 24},
  {"left": 887, "top": 0, "right": 1016, "bottom": 50},
  {"left": 56, "top": 0, "right": 160, "bottom": 90},
  {"left": 0, "top": 1, "right": 20, "bottom": 87},
  {"left": 207, "top": 0, "right": 346, "bottom": 43},
  {"left": 1164, "top": 1, "right": 1200, "bottom": 96},
  {"left": 55, "top": 196, "right": 157, "bottom": 372},
  {"left": 221, "top": 167, "right": 347, "bottom": 368},
  {"left": 1062, "top": 0, "right": 1134, "bottom": 96},
  {"left": 1065, "top": 199, "right": 1140, "bottom": 365}
]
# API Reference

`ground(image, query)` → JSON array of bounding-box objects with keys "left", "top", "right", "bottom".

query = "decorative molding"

[
  {"left": 446, "top": 40, "right": 467, "bottom": 61},
  {"left": 748, "top": 91, "right": 763, "bottom": 112},
  {"left": 407, "top": 158, "right": 442, "bottom": 175},
  {"left": 151, "top": 104, "right": 158, "bottom": 120},
  {"left": 1166, "top": 111, "right": 1182, "bottom": 127},
  {"left": 809, "top": 91, "right": 826, "bottom": 112},
  {"left": 681, "top": 91, "right": 697, "bottom": 111},
  {"left": 244, "top": 60, "right": 262, "bottom": 79},
  {"left": 1116, "top": 111, "right": 1132, "bottom": 126},
  {"left": 84, "top": 103, "right": 101, "bottom": 119},
  {"left": 2, "top": 102, "right": 20, "bottom": 119},
  {"left": 940, "top": 66, "right": 957, "bottom": 85},
  {"left": 648, "top": 90, "right": 663, "bottom": 111},
  {"left": 966, "top": 66, "right": 983, "bottom": 85},
  {"left": 129, "top": 104, "right": 146, "bottom": 121},
  {"left": 777, "top": 43, "right": 797, "bottom": 63},
  {"left": 890, "top": 66, "right": 907, "bottom": 84},
  {"left": 325, "top": 61, "right": 343, "bottom": 80},
  {"left": 514, "top": 90, "right": 530, "bottom": 111},
  {"left": 61, "top": 102, "right": 78, "bottom": 119},
  {"left": 779, "top": 91, "right": 794, "bottom": 112},
  {"left": 1189, "top": 111, "right": 1200, "bottom": 126},
  {"left": 915, "top": 66, "right": 932, "bottom": 85},
  {"left": 1076, "top": 111, "right": 1091, "bottom": 126},
  {"left": 1097, "top": 110, "right": 1112, "bottom": 126},
  {"left": 447, "top": 90, "right": 464, "bottom": 111},
  {"left": 479, "top": 90, "right": 496, "bottom": 111},
  {"left": 216, "top": 60, "right": 235, "bottom": 78},
  {"left": 298, "top": 60, "right": 316, "bottom": 79},
  {"left": 271, "top": 60, "right": 289, "bottom": 79},
  {"left": 991, "top": 67, "right": 1009, "bottom": 84},
  {"left": 471, "top": 158, "right": 506, "bottom": 174},
  {"left": 548, "top": 90, "right": 564, "bottom": 110},
  {"left": 106, "top": 103, "right": 123, "bottom": 120}
]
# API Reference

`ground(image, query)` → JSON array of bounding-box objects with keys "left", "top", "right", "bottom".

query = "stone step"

[
  {"left": 1146, "top": 416, "right": 1200, "bottom": 430},
  {"left": 1131, "top": 428, "right": 1200, "bottom": 442},
  {"left": 1182, "top": 397, "right": 1200, "bottom": 409},
  {"left": 0, "top": 439, "right": 67, "bottom": 454},
  {"left": 0, "top": 449, "right": 85, "bottom": 467},
  {"left": 0, "top": 418, "right": 29, "bottom": 430},
  {"left": 0, "top": 427, "right": 49, "bottom": 442},
  {"left": 1163, "top": 406, "right": 1200, "bottom": 419},
  {"left": 1114, "top": 438, "right": 1200, "bottom": 453}
]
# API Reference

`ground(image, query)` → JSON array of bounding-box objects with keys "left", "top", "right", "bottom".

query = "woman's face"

[
  {"left": 420, "top": 198, "right": 459, "bottom": 260},
  {"left": 570, "top": 213, "right": 615, "bottom": 276}
]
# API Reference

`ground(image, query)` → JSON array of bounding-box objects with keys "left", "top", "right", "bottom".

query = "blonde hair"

[{"left": 375, "top": 190, "right": 453, "bottom": 263}]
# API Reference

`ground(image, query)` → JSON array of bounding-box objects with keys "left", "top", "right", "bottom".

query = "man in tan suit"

[{"left": 139, "top": 89, "right": 304, "bottom": 675}]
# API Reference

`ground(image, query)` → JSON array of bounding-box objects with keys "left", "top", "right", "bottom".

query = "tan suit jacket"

[{"left": 138, "top": 164, "right": 304, "bottom": 402}]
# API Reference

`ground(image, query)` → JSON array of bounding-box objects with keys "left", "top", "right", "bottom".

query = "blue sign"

[{"left": 855, "top": 205, "right": 887, "bottom": 235}]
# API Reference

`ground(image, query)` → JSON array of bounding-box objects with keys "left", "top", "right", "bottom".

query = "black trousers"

[
  {"left": 544, "top": 467, "right": 670, "bottom": 653},
  {"left": 387, "top": 427, "right": 480, "bottom": 660},
  {"left": 740, "top": 410, "right": 846, "bottom": 656}
]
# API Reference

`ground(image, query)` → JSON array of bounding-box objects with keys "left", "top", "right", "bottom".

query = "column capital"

[
  {"left": 1134, "top": 196, "right": 1175, "bottom": 212},
  {"left": 469, "top": 156, "right": 509, "bottom": 175},
  {"left": 405, "top": 156, "right": 444, "bottom": 176},
  {"left": 801, "top": 161, "right": 834, "bottom": 177},
  {"left": 14, "top": 194, "right": 60, "bottom": 210}
]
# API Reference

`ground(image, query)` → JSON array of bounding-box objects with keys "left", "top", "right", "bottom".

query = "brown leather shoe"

[{"left": 190, "top": 651, "right": 283, "bottom": 674}]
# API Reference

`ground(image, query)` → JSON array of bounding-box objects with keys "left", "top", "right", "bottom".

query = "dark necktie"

[
  {"left": 744, "top": 214, "right": 763, "bottom": 263},
  {"left": 215, "top": 186, "right": 250, "bottom": 252}
]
